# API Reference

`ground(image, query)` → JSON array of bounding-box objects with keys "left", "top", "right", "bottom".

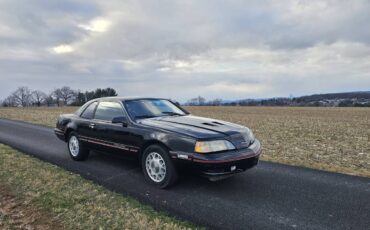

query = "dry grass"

[
  {"left": 0, "top": 107, "right": 76, "bottom": 127},
  {"left": 0, "top": 144, "right": 198, "bottom": 230},
  {"left": 0, "top": 106, "right": 369, "bottom": 177},
  {"left": 186, "top": 106, "right": 370, "bottom": 177}
]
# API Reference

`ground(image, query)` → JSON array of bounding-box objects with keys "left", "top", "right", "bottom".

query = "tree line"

[
  {"left": 1, "top": 86, "right": 117, "bottom": 107},
  {"left": 185, "top": 96, "right": 223, "bottom": 106},
  {"left": 185, "top": 92, "right": 370, "bottom": 107}
]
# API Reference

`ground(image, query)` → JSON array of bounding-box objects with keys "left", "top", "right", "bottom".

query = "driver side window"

[{"left": 94, "top": 101, "right": 125, "bottom": 122}]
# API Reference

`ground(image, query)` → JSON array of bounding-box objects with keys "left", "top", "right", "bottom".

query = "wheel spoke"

[
  {"left": 145, "top": 152, "right": 167, "bottom": 183},
  {"left": 69, "top": 136, "right": 79, "bottom": 157}
]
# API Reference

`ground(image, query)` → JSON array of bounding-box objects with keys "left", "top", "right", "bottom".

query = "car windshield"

[{"left": 124, "top": 99, "right": 187, "bottom": 120}]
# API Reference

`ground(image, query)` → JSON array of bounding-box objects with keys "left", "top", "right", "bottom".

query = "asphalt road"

[{"left": 0, "top": 119, "right": 369, "bottom": 230}]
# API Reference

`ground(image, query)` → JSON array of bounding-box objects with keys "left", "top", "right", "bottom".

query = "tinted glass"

[
  {"left": 80, "top": 102, "right": 98, "bottom": 119},
  {"left": 124, "top": 99, "right": 186, "bottom": 120},
  {"left": 94, "top": 102, "right": 124, "bottom": 121}
]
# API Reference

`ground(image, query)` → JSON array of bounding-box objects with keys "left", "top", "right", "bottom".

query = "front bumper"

[{"left": 170, "top": 139, "right": 262, "bottom": 177}]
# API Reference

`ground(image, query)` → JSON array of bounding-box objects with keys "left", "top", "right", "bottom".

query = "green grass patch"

[{"left": 0, "top": 144, "right": 200, "bottom": 230}]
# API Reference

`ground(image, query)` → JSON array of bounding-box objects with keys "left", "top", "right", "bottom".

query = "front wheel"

[
  {"left": 67, "top": 132, "right": 89, "bottom": 161},
  {"left": 142, "top": 145, "right": 178, "bottom": 188}
]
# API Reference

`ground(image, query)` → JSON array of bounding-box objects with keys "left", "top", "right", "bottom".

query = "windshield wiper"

[
  {"left": 162, "top": 111, "right": 184, "bottom": 116},
  {"left": 135, "top": 115, "right": 156, "bottom": 119}
]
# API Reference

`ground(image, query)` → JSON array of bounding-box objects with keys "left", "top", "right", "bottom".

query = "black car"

[{"left": 55, "top": 97, "right": 261, "bottom": 188}]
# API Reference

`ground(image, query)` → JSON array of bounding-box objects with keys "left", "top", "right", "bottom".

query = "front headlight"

[{"left": 194, "top": 140, "right": 235, "bottom": 153}]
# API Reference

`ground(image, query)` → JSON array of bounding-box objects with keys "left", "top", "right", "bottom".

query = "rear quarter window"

[{"left": 80, "top": 102, "right": 98, "bottom": 119}]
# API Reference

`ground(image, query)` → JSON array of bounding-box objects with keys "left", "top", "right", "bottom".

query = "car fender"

[{"left": 141, "top": 130, "right": 196, "bottom": 154}]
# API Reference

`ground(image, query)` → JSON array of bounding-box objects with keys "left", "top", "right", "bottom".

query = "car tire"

[
  {"left": 142, "top": 144, "right": 178, "bottom": 188},
  {"left": 67, "top": 131, "right": 89, "bottom": 161}
]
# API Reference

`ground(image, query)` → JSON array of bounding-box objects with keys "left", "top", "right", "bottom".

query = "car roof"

[{"left": 94, "top": 96, "right": 169, "bottom": 102}]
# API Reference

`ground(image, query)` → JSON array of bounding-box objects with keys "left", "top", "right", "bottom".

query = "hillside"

[{"left": 190, "top": 91, "right": 370, "bottom": 107}]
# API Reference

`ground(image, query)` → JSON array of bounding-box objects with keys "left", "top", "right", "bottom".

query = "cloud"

[
  {"left": 78, "top": 18, "right": 111, "bottom": 32},
  {"left": 0, "top": 0, "right": 370, "bottom": 102},
  {"left": 52, "top": 44, "right": 74, "bottom": 54}
]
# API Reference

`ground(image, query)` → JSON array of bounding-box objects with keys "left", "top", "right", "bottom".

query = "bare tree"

[
  {"left": 186, "top": 98, "right": 198, "bottom": 106},
  {"left": 60, "top": 86, "right": 76, "bottom": 105},
  {"left": 209, "top": 98, "right": 222, "bottom": 106},
  {"left": 186, "top": 96, "right": 206, "bottom": 106},
  {"left": 2, "top": 86, "right": 119, "bottom": 107},
  {"left": 198, "top": 96, "right": 206, "bottom": 105},
  {"left": 3, "top": 95, "right": 15, "bottom": 107},
  {"left": 53, "top": 86, "right": 75, "bottom": 106},
  {"left": 45, "top": 93, "right": 54, "bottom": 107},
  {"left": 32, "top": 90, "right": 47, "bottom": 107},
  {"left": 53, "top": 89, "right": 61, "bottom": 106},
  {"left": 12, "top": 86, "right": 33, "bottom": 107}
]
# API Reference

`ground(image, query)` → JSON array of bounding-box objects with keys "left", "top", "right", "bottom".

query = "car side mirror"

[{"left": 112, "top": 116, "right": 128, "bottom": 127}]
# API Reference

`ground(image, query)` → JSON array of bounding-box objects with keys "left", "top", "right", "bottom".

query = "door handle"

[{"left": 89, "top": 123, "right": 95, "bottom": 129}]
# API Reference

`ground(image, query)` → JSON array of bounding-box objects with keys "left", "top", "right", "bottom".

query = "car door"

[
  {"left": 92, "top": 101, "right": 140, "bottom": 154},
  {"left": 76, "top": 101, "right": 101, "bottom": 149}
]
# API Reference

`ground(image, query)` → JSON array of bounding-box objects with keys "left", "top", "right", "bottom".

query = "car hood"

[{"left": 138, "top": 115, "right": 250, "bottom": 142}]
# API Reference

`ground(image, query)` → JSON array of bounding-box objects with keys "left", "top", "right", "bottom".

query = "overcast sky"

[{"left": 0, "top": 0, "right": 369, "bottom": 102}]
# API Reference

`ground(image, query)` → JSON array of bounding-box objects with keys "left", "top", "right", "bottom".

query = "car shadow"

[{"left": 86, "top": 149, "right": 259, "bottom": 194}]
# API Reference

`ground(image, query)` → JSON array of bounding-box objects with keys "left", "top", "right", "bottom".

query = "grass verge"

[{"left": 0, "top": 144, "right": 198, "bottom": 230}]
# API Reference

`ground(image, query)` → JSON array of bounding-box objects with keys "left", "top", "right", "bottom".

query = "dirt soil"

[{"left": 0, "top": 186, "right": 63, "bottom": 230}]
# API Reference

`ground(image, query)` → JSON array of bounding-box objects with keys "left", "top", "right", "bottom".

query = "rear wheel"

[
  {"left": 142, "top": 145, "right": 178, "bottom": 188},
  {"left": 67, "top": 132, "right": 89, "bottom": 161}
]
